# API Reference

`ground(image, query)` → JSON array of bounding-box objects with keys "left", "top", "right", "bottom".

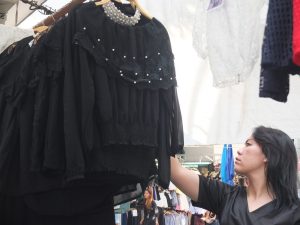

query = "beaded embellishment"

[{"left": 103, "top": 1, "right": 141, "bottom": 26}]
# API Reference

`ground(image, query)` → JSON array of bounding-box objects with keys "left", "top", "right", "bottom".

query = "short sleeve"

[{"left": 192, "top": 175, "right": 234, "bottom": 215}]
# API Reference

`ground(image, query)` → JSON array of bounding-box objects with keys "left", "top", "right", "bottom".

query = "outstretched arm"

[{"left": 170, "top": 156, "right": 200, "bottom": 201}]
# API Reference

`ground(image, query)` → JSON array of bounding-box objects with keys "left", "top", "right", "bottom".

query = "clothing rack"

[
  {"left": 21, "top": 0, "right": 55, "bottom": 15},
  {"left": 163, "top": 208, "right": 188, "bottom": 214},
  {"left": 33, "top": 0, "right": 85, "bottom": 29}
]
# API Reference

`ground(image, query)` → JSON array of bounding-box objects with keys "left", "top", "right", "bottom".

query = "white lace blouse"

[
  {"left": 0, "top": 24, "right": 33, "bottom": 54},
  {"left": 192, "top": 0, "right": 267, "bottom": 87}
]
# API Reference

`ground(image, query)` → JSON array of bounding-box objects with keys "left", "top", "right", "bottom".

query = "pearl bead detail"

[{"left": 103, "top": 1, "right": 141, "bottom": 26}]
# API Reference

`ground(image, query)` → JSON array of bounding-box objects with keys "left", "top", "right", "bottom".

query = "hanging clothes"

[
  {"left": 155, "top": 186, "right": 160, "bottom": 201},
  {"left": 123, "top": 213, "right": 128, "bottom": 225},
  {"left": 164, "top": 192, "right": 173, "bottom": 208},
  {"left": 170, "top": 190, "right": 179, "bottom": 209},
  {"left": 259, "top": 0, "right": 300, "bottom": 102},
  {"left": 0, "top": 1, "right": 184, "bottom": 224},
  {"left": 127, "top": 209, "right": 140, "bottom": 225},
  {"left": 192, "top": 0, "right": 266, "bottom": 87},
  {"left": 1, "top": 1, "right": 183, "bottom": 193},
  {"left": 0, "top": 24, "right": 33, "bottom": 54},
  {"left": 176, "top": 190, "right": 190, "bottom": 211},
  {"left": 155, "top": 192, "right": 169, "bottom": 208},
  {"left": 30, "top": 1, "right": 183, "bottom": 188},
  {"left": 220, "top": 144, "right": 234, "bottom": 186},
  {"left": 293, "top": 0, "right": 300, "bottom": 65},
  {"left": 0, "top": 36, "right": 34, "bottom": 195}
]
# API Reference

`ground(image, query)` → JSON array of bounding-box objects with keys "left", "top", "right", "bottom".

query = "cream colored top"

[{"left": 0, "top": 24, "right": 33, "bottom": 54}]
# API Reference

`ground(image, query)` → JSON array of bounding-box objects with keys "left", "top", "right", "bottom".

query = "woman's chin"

[{"left": 234, "top": 167, "right": 243, "bottom": 175}]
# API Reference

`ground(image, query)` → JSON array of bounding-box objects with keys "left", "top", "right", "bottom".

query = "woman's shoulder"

[{"left": 275, "top": 200, "right": 300, "bottom": 224}]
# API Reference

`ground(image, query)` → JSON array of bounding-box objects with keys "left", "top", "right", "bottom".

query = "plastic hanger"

[{"left": 95, "top": 0, "right": 153, "bottom": 20}]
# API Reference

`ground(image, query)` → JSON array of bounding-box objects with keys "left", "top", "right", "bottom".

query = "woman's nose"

[{"left": 237, "top": 148, "right": 242, "bottom": 155}]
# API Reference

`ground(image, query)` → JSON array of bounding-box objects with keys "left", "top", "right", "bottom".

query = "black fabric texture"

[
  {"left": 259, "top": 0, "right": 300, "bottom": 102},
  {"left": 0, "top": 192, "right": 115, "bottom": 225},
  {"left": 0, "top": 1, "right": 184, "bottom": 222},
  {"left": 26, "top": 2, "right": 184, "bottom": 188}
]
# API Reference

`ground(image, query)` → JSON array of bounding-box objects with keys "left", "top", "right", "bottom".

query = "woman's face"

[
  {"left": 144, "top": 190, "right": 150, "bottom": 199},
  {"left": 235, "top": 136, "right": 267, "bottom": 176}
]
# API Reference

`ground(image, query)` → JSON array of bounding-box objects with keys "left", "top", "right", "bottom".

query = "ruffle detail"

[
  {"left": 73, "top": 2, "right": 177, "bottom": 89},
  {"left": 74, "top": 31, "right": 177, "bottom": 89},
  {"left": 0, "top": 2, "right": 184, "bottom": 197}
]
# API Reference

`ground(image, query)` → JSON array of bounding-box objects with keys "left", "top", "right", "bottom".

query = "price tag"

[
  {"left": 28, "top": 39, "right": 34, "bottom": 47},
  {"left": 207, "top": 0, "right": 224, "bottom": 11},
  {"left": 132, "top": 209, "right": 138, "bottom": 217}
]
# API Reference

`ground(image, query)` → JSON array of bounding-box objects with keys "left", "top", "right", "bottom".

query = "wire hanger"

[
  {"left": 21, "top": 0, "right": 55, "bottom": 15},
  {"left": 95, "top": 0, "right": 153, "bottom": 20}
]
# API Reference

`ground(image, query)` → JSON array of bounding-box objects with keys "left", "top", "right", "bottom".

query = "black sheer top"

[
  {"left": 0, "top": 2, "right": 184, "bottom": 200},
  {"left": 259, "top": 0, "right": 300, "bottom": 102}
]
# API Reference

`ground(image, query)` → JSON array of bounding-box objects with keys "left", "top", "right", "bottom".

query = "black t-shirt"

[{"left": 192, "top": 176, "right": 300, "bottom": 225}]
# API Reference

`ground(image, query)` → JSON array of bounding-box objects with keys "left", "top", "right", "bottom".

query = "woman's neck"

[
  {"left": 245, "top": 173, "right": 275, "bottom": 212},
  {"left": 246, "top": 173, "right": 274, "bottom": 200}
]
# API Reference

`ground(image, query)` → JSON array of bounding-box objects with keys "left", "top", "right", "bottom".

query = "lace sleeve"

[{"left": 192, "top": 0, "right": 208, "bottom": 59}]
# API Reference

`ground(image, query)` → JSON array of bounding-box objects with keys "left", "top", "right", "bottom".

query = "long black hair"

[{"left": 252, "top": 126, "right": 299, "bottom": 209}]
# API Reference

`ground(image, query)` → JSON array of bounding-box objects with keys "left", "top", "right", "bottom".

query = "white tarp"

[
  {"left": 10, "top": 0, "right": 300, "bottom": 145},
  {"left": 140, "top": 0, "right": 300, "bottom": 145},
  {"left": 3, "top": 0, "right": 48, "bottom": 26}
]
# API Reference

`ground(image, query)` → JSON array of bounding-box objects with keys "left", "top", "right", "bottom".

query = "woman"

[
  {"left": 171, "top": 126, "right": 300, "bottom": 224},
  {"left": 140, "top": 187, "right": 159, "bottom": 225}
]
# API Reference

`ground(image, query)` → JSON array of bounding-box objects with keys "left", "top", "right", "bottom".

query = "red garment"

[{"left": 293, "top": 0, "right": 300, "bottom": 65}]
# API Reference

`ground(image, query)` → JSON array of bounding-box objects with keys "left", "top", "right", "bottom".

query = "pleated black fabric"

[{"left": 28, "top": 2, "right": 183, "bottom": 188}]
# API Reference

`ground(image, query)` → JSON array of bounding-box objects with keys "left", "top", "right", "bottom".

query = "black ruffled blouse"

[{"left": 0, "top": 1, "right": 184, "bottom": 200}]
